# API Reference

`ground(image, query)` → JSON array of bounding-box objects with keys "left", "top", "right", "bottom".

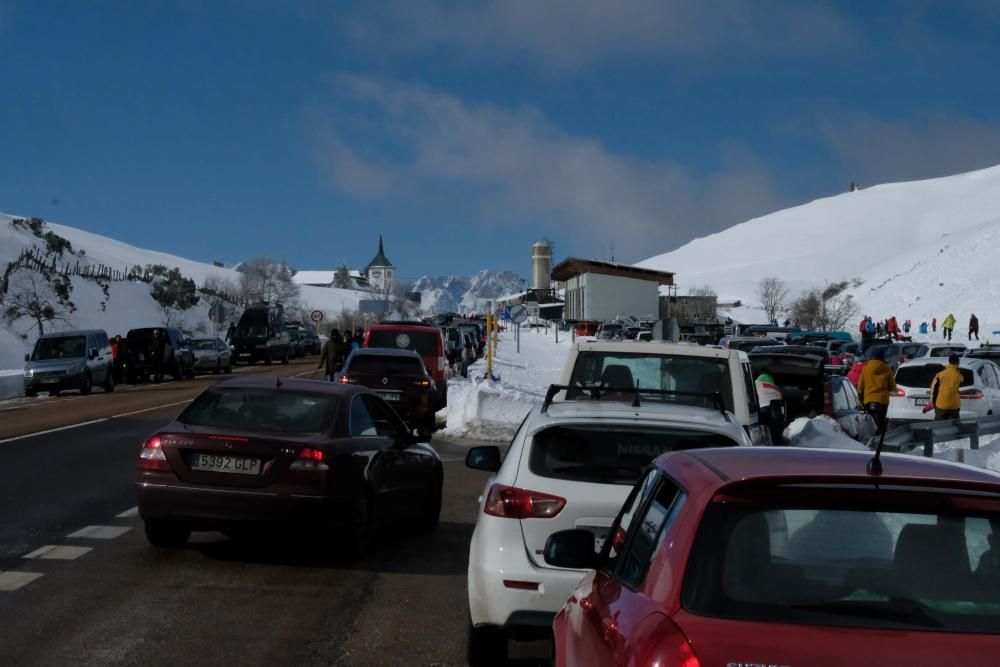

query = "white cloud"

[
  {"left": 344, "top": 0, "right": 858, "bottom": 70},
  {"left": 309, "top": 75, "right": 784, "bottom": 262}
]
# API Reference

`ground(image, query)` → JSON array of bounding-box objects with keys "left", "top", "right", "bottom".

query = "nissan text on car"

[
  {"left": 546, "top": 447, "right": 1000, "bottom": 666},
  {"left": 464, "top": 383, "right": 750, "bottom": 664},
  {"left": 557, "top": 340, "right": 773, "bottom": 444}
]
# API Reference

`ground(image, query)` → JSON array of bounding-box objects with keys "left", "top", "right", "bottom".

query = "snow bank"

[
  {"left": 783, "top": 415, "right": 868, "bottom": 451},
  {"left": 443, "top": 326, "right": 573, "bottom": 440}
]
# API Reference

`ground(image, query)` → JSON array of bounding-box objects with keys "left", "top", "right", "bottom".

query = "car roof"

[
  {"left": 350, "top": 347, "right": 424, "bottom": 359},
  {"left": 207, "top": 376, "right": 371, "bottom": 396},
  {"left": 574, "top": 340, "right": 744, "bottom": 360},
  {"left": 899, "top": 357, "right": 980, "bottom": 369},
  {"left": 536, "top": 400, "right": 747, "bottom": 440},
  {"left": 37, "top": 329, "right": 106, "bottom": 339},
  {"left": 369, "top": 323, "right": 441, "bottom": 332},
  {"left": 662, "top": 446, "right": 1000, "bottom": 488}
]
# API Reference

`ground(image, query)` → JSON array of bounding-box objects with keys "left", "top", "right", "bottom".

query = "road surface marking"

[
  {"left": 111, "top": 399, "right": 193, "bottom": 419},
  {"left": 117, "top": 507, "right": 139, "bottom": 518},
  {"left": 0, "top": 419, "right": 110, "bottom": 446},
  {"left": 0, "top": 571, "right": 44, "bottom": 591},
  {"left": 22, "top": 545, "right": 92, "bottom": 560},
  {"left": 67, "top": 525, "right": 132, "bottom": 540}
]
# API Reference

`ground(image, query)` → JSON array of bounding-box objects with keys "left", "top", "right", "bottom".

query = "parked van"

[
  {"left": 556, "top": 340, "right": 772, "bottom": 444},
  {"left": 23, "top": 329, "right": 114, "bottom": 397},
  {"left": 231, "top": 303, "right": 291, "bottom": 365}
]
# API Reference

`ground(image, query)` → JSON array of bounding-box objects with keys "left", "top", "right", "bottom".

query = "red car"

[
  {"left": 365, "top": 322, "right": 448, "bottom": 411},
  {"left": 545, "top": 447, "right": 1000, "bottom": 666}
]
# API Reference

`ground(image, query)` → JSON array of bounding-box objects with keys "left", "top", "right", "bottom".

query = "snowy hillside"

[
  {"left": 0, "top": 212, "right": 368, "bottom": 371},
  {"left": 637, "top": 164, "right": 1000, "bottom": 330},
  {"left": 414, "top": 270, "right": 526, "bottom": 314}
]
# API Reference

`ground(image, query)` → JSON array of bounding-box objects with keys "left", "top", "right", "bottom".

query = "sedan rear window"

[
  {"left": 529, "top": 425, "right": 739, "bottom": 485},
  {"left": 347, "top": 356, "right": 425, "bottom": 376},
  {"left": 368, "top": 330, "right": 441, "bottom": 357},
  {"left": 682, "top": 494, "right": 1000, "bottom": 634},
  {"left": 896, "top": 365, "right": 974, "bottom": 388},
  {"left": 178, "top": 388, "right": 338, "bottom": 433}
]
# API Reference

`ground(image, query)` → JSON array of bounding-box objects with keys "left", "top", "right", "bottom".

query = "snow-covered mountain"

[
  {"left": 414, "top": 270, "right": 527, "bottom": 314},
  {"left": 637, "top": 164, "right": 1000, "bottom": 332}
]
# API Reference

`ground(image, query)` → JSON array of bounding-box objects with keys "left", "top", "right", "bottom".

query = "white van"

[{"left": 556, "top": 340, "right": 771, "bottom": 444}]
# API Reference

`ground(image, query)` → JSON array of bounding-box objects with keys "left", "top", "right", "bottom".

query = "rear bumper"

[{"left": 135, "top": 478, "right": 352, "bottom": 529}]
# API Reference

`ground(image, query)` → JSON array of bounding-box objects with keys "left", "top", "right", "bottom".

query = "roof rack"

[{"left": 541, "top": 383, "right": 729, "bottom": 421}]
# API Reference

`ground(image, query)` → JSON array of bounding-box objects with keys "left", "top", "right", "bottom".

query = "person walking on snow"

[
  {"left": 942, "top": 313, "right": 957, "bottom": 341},
  {"left": 930, "top": 354, "right": 963, "bottom": 420},
  {"left": 932, "top": 318, "right": 937, "bottom": 333},
  {"left": 969, "top": 313, "right": 980, "bottom": 341},
  {"left": 857, "top": 347, "right": 895, "bottom": 434},
  {"left": 919, "top": 322, "right": 928, "bottom": 335}
]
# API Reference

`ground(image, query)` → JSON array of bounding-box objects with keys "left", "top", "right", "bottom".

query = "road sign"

[
  {"left": 502, "top": 306, "right": 512, "bottom": 321},
  {"left": 310, "top": 309, "right": 324, "bottom": 323},
  {"left": 509, "top": 304, "right": 528, "bottom": 324}
]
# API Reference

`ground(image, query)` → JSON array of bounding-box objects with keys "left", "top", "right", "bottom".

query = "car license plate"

[
  {"left": 190, "top": 453, "right": 260, "bottom": 475},
  {"left": 377, "top": 392, "right": 401, "bottom": 402},
  {"left": 914, "top": 398, "right": 929, "bottom": 406},
  {"left": 41, "top": 378, "right": 60, "bottom": 384}
]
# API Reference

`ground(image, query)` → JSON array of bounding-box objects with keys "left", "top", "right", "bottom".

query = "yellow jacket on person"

[
  {"left": 857, "top": 359, "right": 896, "bottom": 405},
  {"left": 932, "top": 364, "right": 963, "bottom": 411},
  {"left": 942, "top": 313, "right": 957, "bottom": 329}
]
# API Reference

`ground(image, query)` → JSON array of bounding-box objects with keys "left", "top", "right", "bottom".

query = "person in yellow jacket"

[
  {"left": 942, "top": 313, "right": 957, "bottom": 341},
  {"left": 857, "top": 347, "right": 896, "bottom": 433},
  {"left": 931, "top": 354, "right": 963, "bottom": 420}
]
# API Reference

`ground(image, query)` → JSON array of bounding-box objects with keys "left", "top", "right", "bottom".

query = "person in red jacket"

[{"left": 932, "top": 317, "right": 937, "bottom": 333}]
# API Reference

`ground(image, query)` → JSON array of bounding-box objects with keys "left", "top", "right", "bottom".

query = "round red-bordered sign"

[{"left": 310, "top": 310, "right": 324, "bottom": 323}]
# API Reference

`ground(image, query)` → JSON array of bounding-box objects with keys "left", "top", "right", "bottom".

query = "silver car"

[
  {"left": 189, "top": 337, "right": 233, "bottom": 375},
  {"left": 23, "top": 329, "right": 115, "bottom": 397}
]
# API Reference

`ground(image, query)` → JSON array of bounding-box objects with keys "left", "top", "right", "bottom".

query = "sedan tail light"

[
  {"left": 640, "top": 617, "right": 702, "bottom": 667},
  {"left": 138, "top": 435, "right": 170, "bottom": 471},
  {"left": 483, "top": 484, "right": 565, "bottom": 519},
  {"left": 960, "top": 388, "right": 985, "bottom": 400},
  {"left": 892, "top": 388, "right": 907, "bottom": 397},
  {"left": 289, "top": 447, "right": 329, "bottom": 472},
  {"left": 337, "top": 375, "right": 354, "bottom": 384}
]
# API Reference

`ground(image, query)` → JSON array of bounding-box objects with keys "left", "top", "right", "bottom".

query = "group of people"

[
  {"left": 861, "top": 313, "right": 982, "bottom": 342},
  {"left": 316, "top": 329, "right": 364, "bottom": 380},
  {"left": 109, "top": 329, "right": 168, "bottom": 383}
]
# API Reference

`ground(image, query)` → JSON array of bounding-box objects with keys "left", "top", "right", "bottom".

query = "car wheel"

[
  {"left": 213, "top": 360, "right": 221, "bottom": 375},
  {"left": 264, "top": 351, "right": 273, "bottom": 366},
  {"left": 104, "top": 369, "right": 115, "bottom": 393},
  {"left": 225, "top": 362, "right": 232, "bottom": 374},
  {"left": 467, "top": 621, "right": 507, "bottom": 667},
  {"left": 173, "top": 359, "right": 184, "bottom": 381},
  {"left": 416, "top": 471, "right": 442, "bottom": 535},
  {"left": 25, "top": 388, "right": 37, "bottom": 398},
  {"left": 80, "top": 372, "right": 92, "bottom": 395},
  {"left": 281, "top": 349, "right": 290, "bottom": 365},
  {"left": 339, "top": 493, "right": 373, "bottom": 561},
  {"left": 144, "top": 520, "right": 190, "bottom": 548}
]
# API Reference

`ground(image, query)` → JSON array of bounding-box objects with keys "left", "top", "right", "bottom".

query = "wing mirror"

[
  {"left": 465, "top": 446, "right": 502, "bottom": 472},
  {"left": 24, "top": 353, "right": 31, "bottom": 362},
  {"left": 89, "top": 347, "right": 99, "bottom": 360},
  {"left": 544, "top": 529, "right": 600, "bottom": 569}
]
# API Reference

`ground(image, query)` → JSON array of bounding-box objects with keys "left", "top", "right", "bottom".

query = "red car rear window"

[{"left": 681, "top": 489, "right": 1000, "bottom": 634}]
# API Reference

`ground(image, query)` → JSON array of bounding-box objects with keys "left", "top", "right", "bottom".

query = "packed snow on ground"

[
  {"left": 638, "top": 163, "right": 1000, "bottom": 335},
  {"left": 442, "top": 325, "right": 573, "bottom": 440},
  {"left": 0, "top": 212, "right": 370, "bottom": 393}
]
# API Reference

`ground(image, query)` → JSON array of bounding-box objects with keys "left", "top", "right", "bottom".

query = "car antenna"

[
  {"left": 867, "top": 422, "right": 887, "bottom": 476},
  {"left": 632, "top": 381, "right": 641, "bottom": 408}
]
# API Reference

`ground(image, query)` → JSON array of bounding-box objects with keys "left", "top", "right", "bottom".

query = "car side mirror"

[
  {"left": 544, "top": 529, "right": 600, "bottom": 569},
  {"left": 465, "top": 446, "right": 502, "bottom": 473},
  {"left": 24, "top": 353, "right": 30, "bottom": 362},
  {"left": 89, "top": 347, "right": 99, "bottom": 360}
]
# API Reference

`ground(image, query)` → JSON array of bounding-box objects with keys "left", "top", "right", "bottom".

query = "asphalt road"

[{"left": 0, "top": 370, "right": 551, "bottom": 666}]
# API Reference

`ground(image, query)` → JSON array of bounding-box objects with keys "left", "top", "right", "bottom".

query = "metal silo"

[{"left": 531, "top": 240, "right": 553, "bottom": 291}]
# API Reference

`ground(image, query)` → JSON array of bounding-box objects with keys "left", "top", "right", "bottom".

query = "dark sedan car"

[
  {"left": 135, "top": 377, "right": 443, "bottom": 557},
  {"left": 337, "top": 348, "right": 437, "bottom": 440}
]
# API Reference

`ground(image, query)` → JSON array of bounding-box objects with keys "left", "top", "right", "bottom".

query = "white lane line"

[
  {"left": 110, "top": 399, "right": 193, "bottom": 419},
  {"left": 67, "top": 525, "right": 132, "bottom": 540},
  {"left": 0, "top": 571, "right": 44, "bottom": 591},
  {"left": 0, "top": 419, "right": 109, "bottom": 446},
  {"left": 22, "top": 545, "right": 92, "bottom": 560},
  {"left": 117, "top": 507, "right": 139, "bottom": 518}
]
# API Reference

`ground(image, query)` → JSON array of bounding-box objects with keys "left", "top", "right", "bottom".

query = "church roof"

[{"left": 365, "top": 235, "right": 394, "bottom": 271}]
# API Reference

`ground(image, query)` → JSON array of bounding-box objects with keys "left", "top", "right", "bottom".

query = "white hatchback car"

[
  {"left": 464, "top": 394, "right": 751, "bottom": 664},
  {"left": 888, "top": 357, "right": 1000, "bottom": 424}
]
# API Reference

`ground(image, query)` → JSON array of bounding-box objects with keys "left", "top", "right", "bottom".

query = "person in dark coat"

[
  {"left": 150, "top": 329, "right": 166, "bottom": 383},
  {"left": 970, "top": 313, "right": 980, "bottom": 341},
  {"left": 225, "top": 322, "right": 237, "bottom": 343},
  {"left": 317, "top": 329, "right": 347, "bottom": 380}
]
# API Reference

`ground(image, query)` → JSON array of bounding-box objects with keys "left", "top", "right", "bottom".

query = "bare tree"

[
  {"left": 333, "top": 265, "right": 352, "bottom": 289},
  {"left": 2, "top": 268, "right": 75, "bottom": 335},
  {"left": 757, "top": 277, "right": 789, "bottom": 323},
  {"left": 239, "top": 257, "right": 300, "bottom": 306},
  {"left": 789, "top": 281, "right": 857, "bottom": 331},
  {"left": 202, "top": 273, "right": 240, "bottom": 298}
]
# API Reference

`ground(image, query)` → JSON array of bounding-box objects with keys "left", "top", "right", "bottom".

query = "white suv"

[
  {"left": 464, "top": 394, "right": 750, "bottom": 664},
  {"left": 888, "top": 357, "right": 1000, "bottom": 424},
  {"left": 556, "top": 340, "right": 771, "bottom": 444}
]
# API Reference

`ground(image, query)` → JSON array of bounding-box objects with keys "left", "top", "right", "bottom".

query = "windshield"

[
  {"left": 896, "top": 365, "right": 974, "bottom": 388},
  {"left": 31, "top": 336, "right": 87, "bottom": 361},
  {"left": 529, "top": 425, "right": 739, "bottom": 485},
  {"left": 368, "top": 330, "right": 441, "bottom": 357},
  {"left": 189, "top": 340, "right": 218, "bottom": 351},
  {"left": 178, "top": 388, "right": 337, "bottom": 433},
  {"left": 568, "top": 351, "right": 734, "bottom": 412},
  {"left": 682, "top": 494, "right": 1000, "bottom": 634},
  {"left": 347, "top": 356, "right": 425, "bottom": 376}
]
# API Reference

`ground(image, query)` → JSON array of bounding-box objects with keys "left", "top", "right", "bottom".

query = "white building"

[
  {"left": 553, "top": 258, "right": 674, "bottom": 322},
  {"left": 364, "top": 236, "right": 395, "bottom": 295}
]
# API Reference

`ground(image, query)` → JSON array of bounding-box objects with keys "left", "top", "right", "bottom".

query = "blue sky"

[{"left": 3, "top": 1, "right": 1000, "bottom": 280}]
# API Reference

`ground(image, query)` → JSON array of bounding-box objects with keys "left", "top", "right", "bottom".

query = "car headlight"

[{"left": 23, "top": 369, "right": 33, "bottom": 378}]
